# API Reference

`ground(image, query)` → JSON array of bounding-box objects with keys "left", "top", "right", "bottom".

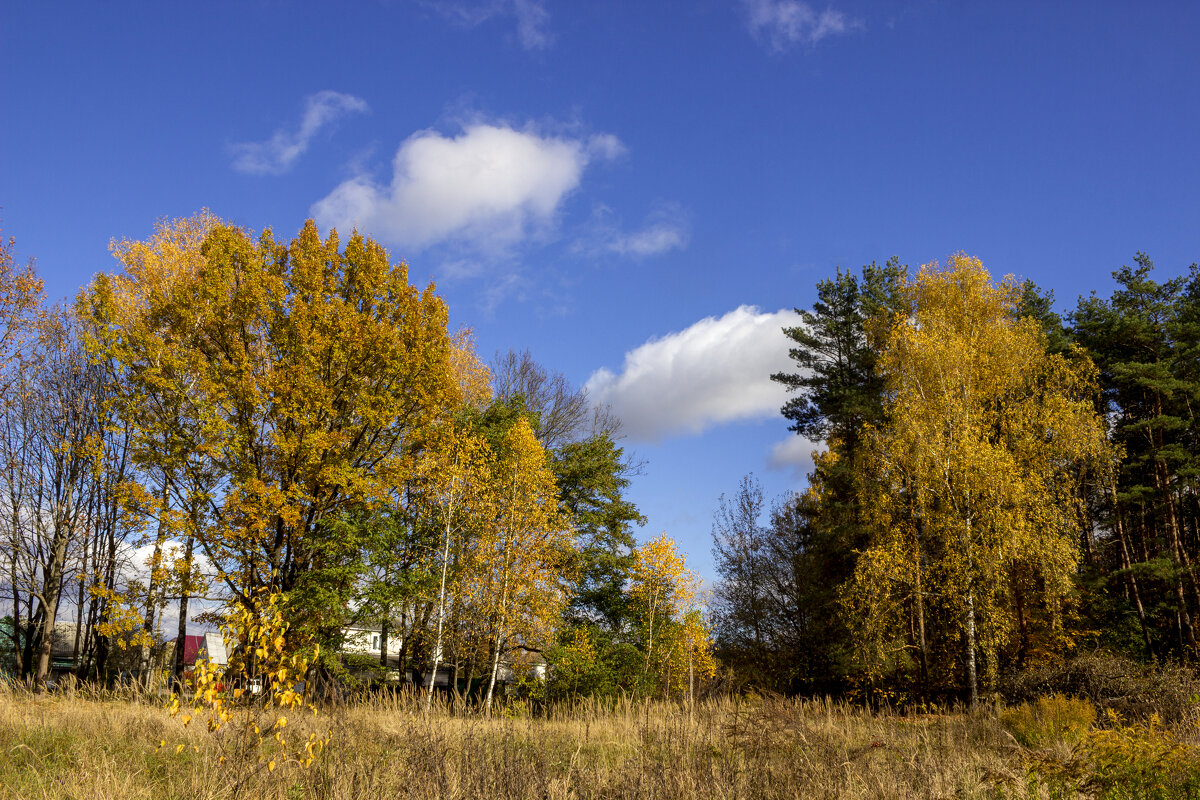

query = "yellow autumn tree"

[
  {"left": 845, "top": 255, "right": 1104, "bottom": 707},
  {"left": 629, "top": 533, "right": 712, "bottom": 699},
  {"left": 448, "top": 328, "right": 493, "bottom": 412},
  {"left": 80, "top": 215, "right": 462, "bottom": 634},
  {"left": 471, "top": 416, "right": 570, "bottom": 711},
  {"left": 664, "top": 609, "right": 717, "bottom": 705},
  {"left": 0, "top": 226, "right": 43, "bottom": 383},
  {"left": 413, "top": 416, "right": 495, "bottom": 711}
]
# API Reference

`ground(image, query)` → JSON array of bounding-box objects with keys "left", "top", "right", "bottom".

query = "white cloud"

[
  {"left": 425, "top": 0, "right": 553, "bottom": 50},
  {"left": 587, "top": 133, "right": 626, "bottom": 161},
  {"left": 512, "top": 0, "right": 552, "bottom": 49},
  {"left": 609, "top": 204, "right": 689, "bottom": 257},
  {"left": 768, "top": 435, "right": 819, "bottom": 477},
  {"left": 231, "top": 91, "right": 369, "bottom": 175},
  {"left": 609, "top": 221, "right": 689, "bottom": 257},
  {"left": 744, "top": 0, "right": 856, "bottom": 51},
  {"left": 574, "top": 203, "right": 689, "bottom": 259},
  {"left": 586, "top": 306, "right": 801, "bottom": 441},
  {"left": 128, "top": 539, "right": 216, "bottom": 586},
  {"left": 312, "top": 122, "right": 620, "bottom": 252}
]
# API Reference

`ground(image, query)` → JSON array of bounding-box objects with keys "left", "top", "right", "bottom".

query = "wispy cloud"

[
  {"left": 231, "top": 91, "right": 369, "bottom": 175},
  {"left": 312, "top": 121, "right": 621, "bottom": 253},
  {"left": 575, "top": 203, "right": 690, "bottom": 259},
  {"left": 744, "top": 0, "right": 857, "bottom": 51},
  {"left": 425, "top": 0, "right": 553, "bottom": 50},
  {"left": 585, "top": 306, "right": 801, "bottom": 441},
  {"left": 608, "top": 221, "right": 688, "bottom": 257}
]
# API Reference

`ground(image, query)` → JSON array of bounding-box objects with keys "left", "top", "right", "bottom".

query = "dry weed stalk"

[{"left": 6, "top": 682, "right": 1197, "bottom": 799}]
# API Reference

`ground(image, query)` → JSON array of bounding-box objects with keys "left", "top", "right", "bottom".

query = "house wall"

[{"left": 341, "top": 627, "right": 404, "bottom": 659}]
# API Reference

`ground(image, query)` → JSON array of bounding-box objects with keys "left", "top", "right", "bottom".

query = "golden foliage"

[
  {"left": 0, "top": 226, "right": 45, "bottom": 368},
  {"left": 448, "top": 327, "right": 493, "bottom": 410},
  {"left": 1000, "top": 694, "right": 1096, "bottom": 749},
  {"left": 81, "top": 215, "right": 463, "bottom": 609},
  {"left": 1083, "top": 710, "right": 1200, "bottom": 796},
  {"left": 846, "top": 255, "right": 1105, "bottom": 694},
  {"left": 87, "top": 585, "right": 152, "bottom": 651},
  {"left": 471, "top": 416, "right": 571, "bottom": 708},
  {"left": 630, "top": 534, "right": 714, "bottom": 697},
  {"left": 166, "top": 591, "right": 329, "bottom": 778}
]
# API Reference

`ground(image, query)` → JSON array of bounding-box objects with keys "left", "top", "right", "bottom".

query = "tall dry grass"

[{"left": 1, "top": 679, "right": 1196, "bottom": 799}]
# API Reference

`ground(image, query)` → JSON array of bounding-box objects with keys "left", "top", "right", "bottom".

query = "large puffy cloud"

[
  {"left": 586, "top": 306, "right": 801, "bottom": 441},
  {"left": 312, "top": 123, "right": 620, "bottom": 252},
  {"left": 231, "top": 91, "right": 368, "bottom": 175},
  {"left": 744, "top": 0, "right": 856, "bottom": 51}
]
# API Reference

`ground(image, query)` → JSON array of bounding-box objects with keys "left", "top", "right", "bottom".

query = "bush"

[
  {"left": 1084, "top": 710, "right": 1200, "bottom": 800},
  {"left": 1001, "top": 694, "right": 1096, "bottom": 749},
  {"left": 1002, "top": 652, "right": 1200, "bottom": 722}
]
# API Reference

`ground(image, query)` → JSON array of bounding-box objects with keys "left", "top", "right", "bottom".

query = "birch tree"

[
  {"left": 418, "top": 419, "right": 493, "bottom": 710},
  {"left": 630, "top": 533, "right": 706, "bottom": 697},
  {"left": 475, "top": 417, "right": 567, "bottom": 712},
  {"left": 846, "top": 255, "right": 1104, "bottom": 707}
]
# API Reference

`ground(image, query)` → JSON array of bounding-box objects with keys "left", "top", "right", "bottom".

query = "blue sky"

[{"left": 3, "top": 1, "right": 1200, "bottom": 582}]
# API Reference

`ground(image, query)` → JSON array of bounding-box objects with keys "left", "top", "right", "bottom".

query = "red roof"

[{"left": 180, "top": 634, "right": 205, "bottom": 665}]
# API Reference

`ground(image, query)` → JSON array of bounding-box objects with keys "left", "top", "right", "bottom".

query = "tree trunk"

[
  {"left": 484, "top": 632, "right": 503, "bottom": 713},
  {"left": 35, "top": 527, "right": 71, "bottom": 687},
  {"left": 965, "top": 584, "right": 978, "bottom": 710},
  {"left": 397, "top": 605, "right": 409, "bottom": 684},
  {"left": 464, "top": 649, "right": 476, "bottom": 702},
  {"left": 139, "top": 481, "right": 171, "bottom": 678},
  {"left": 9, "top": 566, "right": 23, "bottom": 678},
  {"left": 1108, "top": 481, "right": 1153, "bottom": 656},
  {"left": 22, "top": 602, "right": 39, "bottom": 680},
  {"left": 1150, "top": 392, "right": 1199, "bottom": 656},
  {"left": 1155, "top": 459, "right": 1199, "bottom": 655},
  {"left": 92, "top": 509, "right": 121, "bottom": 680},
  {"left": 171, "top": 535, "right": 195, "bottom": 688},
  {"left": 379, "top": 617, "right": 389, "bottom": 675},
  {"left": 914, "top": 552, "right": 929, "bottom": 702},
  {"left": 485, "top": 507, "right": 513, "bottom": 714},
  {"left": 1076, "top": 466, "right": 1095, "bottom": 568},
  {"left": 427, "top": 502, "right": 456, "bottom": 713},
  {"left": 963, "top": 511, "right": 979, "bottom": 710},
  {"left": 72, "top": 519, "right": 90, "bottom": 670},
  {"left": 1012, "top": 567, "right": 1028, "bottom": 668}
]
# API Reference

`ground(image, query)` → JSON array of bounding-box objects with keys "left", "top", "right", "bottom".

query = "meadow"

[{"left": 3, "top": 680, "right": 1199, "bottom": 800}]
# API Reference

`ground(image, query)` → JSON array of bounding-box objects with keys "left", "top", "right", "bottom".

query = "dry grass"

[{"left": 1, "top": 681, "right": 1196, "bottom": 800}]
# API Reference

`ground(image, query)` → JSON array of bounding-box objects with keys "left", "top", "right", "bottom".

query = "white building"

[{"left": 340, "top": 626, "right": 405, "bottom": 680}]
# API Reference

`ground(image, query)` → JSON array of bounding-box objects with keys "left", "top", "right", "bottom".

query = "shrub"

[
  {"left": 1002, "top": 652, "right": 1200, "bottom": 722},
  {"left": 1083, "top": 710, "right": 1200, "bottom": 800},
  {"left": 164, "top": 591, "right": 329, "bottom": 791},
  {"left": 1001, "top": 694, "right": 1096, "bottom": 749}
]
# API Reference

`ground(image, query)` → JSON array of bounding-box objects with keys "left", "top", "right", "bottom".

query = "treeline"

[
  {"left": 0, "top": 214, "right": 712, "bottom": 702},
  {"left": 711, "top": 254, "right": 1200, "bottom": 705}
]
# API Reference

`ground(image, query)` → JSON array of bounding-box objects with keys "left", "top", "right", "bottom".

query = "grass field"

[{"left": 2, "top": 680, "right": 1198, "bottom": 799}]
